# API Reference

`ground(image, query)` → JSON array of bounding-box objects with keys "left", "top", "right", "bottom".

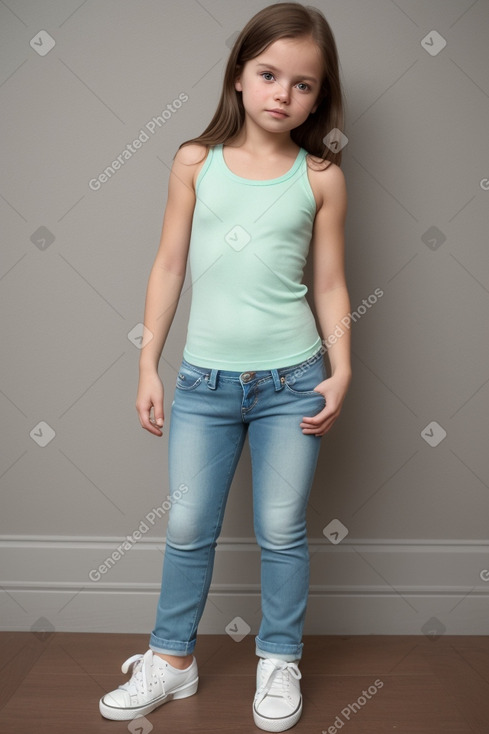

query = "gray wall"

[{"left": 1, "top": 0, "right": 488, "bottom": 641}]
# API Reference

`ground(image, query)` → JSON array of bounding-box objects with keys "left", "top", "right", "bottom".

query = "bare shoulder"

[
  {"left": 174, "top": 142, "right": 209, "bottom": 166},
  {"left": 173, "top": 143, "right": 210, "bottom": 191},
  {"left": 306, "top": 156, "right": 346, "bottom": 211}
]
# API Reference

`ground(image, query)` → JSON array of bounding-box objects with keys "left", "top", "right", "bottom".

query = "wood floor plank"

[
  {"left": 0, "top": 633, "right": 487, "bottom": 734},
  {"left": 0, "top": 631, "right": 52, "bottom": 711},
  {"left": 305, "top": 675, "right": 472, "bottom": 733},
  {"left": 447, "top": 637, "right": 489, "bottom": 685},
  {"left": 417, "top": 640, "right": 489, "bottom": 734}
]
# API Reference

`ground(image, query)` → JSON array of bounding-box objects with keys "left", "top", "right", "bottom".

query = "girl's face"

[{"left": 235, "top": 36, "right": 324, "bottom": 136}]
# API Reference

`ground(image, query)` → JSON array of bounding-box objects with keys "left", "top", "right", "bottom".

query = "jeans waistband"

[{"left": 181, "top": 348, "right": 324, "bottom": 391}]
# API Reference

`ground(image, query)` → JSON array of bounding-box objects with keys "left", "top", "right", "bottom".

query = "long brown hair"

[{"left": 178, "top": 2, "right": 345, "bottom": 167}]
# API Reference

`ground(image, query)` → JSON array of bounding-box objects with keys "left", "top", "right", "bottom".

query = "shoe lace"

[
  {"left": 118, "top": 649, "right": 161, "bottom": 698},
  {"left": 255, "top": 659, "right": 301, "bottom": 707}
]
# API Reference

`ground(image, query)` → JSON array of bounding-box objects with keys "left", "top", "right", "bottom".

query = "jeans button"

[{"left": 241, "top": 371, "right": 255, "bottom": 383}]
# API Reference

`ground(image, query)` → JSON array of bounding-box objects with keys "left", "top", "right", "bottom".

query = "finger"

[
  {"left": 301, "top": 410, "right": 337, "bottom": 434},
  {"left": 148, "top": 406, "right": 164, "bottom": 435},
  {"left": 301, "top": 405, "right": 331, "bottom": 426},
  {"left": 301, "top": 414, "right": 323, "bottom": 426},
  {"left": 138, "top": 402, "right": 163, "bottom": 436},
  {"left": 153, "top": 402, "right": 165, "bottom": 428},
  {"left": 146, "top": 421, "right": 163, "bottom": 435},
  {"left": 302, "top": 418, "right": 335, "bottom": 436}
]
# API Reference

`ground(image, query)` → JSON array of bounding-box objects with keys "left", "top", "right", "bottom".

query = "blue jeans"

[{"left": 149, "top": 349, "right": 326, "bottom": 662}]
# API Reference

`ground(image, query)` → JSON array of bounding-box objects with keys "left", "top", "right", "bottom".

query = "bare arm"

[
  {"left": 136, "top": 144, "right": 204, "bottom": 435},
  {"left": 301, "top": 163, "right": 352, "bottom": 436}
]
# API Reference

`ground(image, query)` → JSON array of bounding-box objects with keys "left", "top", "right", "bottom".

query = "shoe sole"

[
  {"left": 253, "top": 698, "right": 302, "bottom": 732},
  {"left": 99, "top": 676, "right": 199, "bottom": 720}
]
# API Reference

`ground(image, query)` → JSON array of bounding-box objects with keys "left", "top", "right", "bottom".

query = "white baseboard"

[{"left": 1, "top": 536, "right": 488, "bottom": 635}]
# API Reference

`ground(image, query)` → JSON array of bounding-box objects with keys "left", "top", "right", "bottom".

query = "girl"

[{"left": 100, "top": 3, "right": 351, "bottom": 731}]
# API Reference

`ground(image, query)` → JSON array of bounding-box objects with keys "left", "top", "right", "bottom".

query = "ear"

[
  {"left": 235, "top": 77, "right": 242, "bottom": 93},
  {"left": 311, "top": 92, "right": 325, "bottom": 114}
]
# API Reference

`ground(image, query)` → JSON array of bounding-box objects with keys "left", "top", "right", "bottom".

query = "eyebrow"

[{"left": 255, "top": 62, "right": 319, "bottom": 84}]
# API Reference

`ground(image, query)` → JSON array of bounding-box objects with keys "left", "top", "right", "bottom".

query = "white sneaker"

[
  {"left": 253, "top": 657, "right": 302, "bottom": 732},
  {"left": 99, "top": 649, "right": 198, "bottom": 720}
]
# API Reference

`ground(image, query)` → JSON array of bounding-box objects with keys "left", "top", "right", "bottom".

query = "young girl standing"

[{"left": 100, "top": 3, "right": 351, "bottom": 730}]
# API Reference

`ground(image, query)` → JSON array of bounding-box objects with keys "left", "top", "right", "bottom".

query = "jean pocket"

[
  {"left": 283, "top": 361, "right": 326, "bottom": 397},
  {"left": 175, "top": 362, "right": 204, "bottom": 391}
]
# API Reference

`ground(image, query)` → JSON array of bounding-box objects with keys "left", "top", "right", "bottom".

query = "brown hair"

[{"left": 178, "top": 2, "right": 345, "bottom": 167}]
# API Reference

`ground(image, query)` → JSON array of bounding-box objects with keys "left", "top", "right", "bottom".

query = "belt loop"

[
  {"left": 271, "top": 368, "right": 283, "bottom": 391},
  {"left": 207, "top": 368, "right": 218, "bottom": 389}
]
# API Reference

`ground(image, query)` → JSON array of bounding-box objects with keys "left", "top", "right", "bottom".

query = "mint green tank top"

[{"left": 182, "top": 143, "right": 322, "bottom": 370}]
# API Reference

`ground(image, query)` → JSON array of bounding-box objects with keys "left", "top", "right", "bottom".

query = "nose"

[{"left": 274, "top": 83, "right": 290, "bottom": 104}]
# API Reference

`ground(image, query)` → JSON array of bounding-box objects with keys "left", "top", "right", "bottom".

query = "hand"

[
  {"left": 300, "top": 372, "right": 351, "bottom": 437},
  {"left": 136, "top": 369, "right": 165, "bottom": 436}
]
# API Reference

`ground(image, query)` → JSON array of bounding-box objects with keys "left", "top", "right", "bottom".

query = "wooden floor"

[{"left": 1, "top": 633, "right": 488, "bottom": 733}]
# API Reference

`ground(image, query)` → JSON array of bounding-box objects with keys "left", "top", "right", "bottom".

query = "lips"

[{"left": 267, "top": 109, "right": 288, "bottom": 117}]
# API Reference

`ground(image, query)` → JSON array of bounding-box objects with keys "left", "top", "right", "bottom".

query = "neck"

[{"left": 227, "top": 118, "right": 297, "bottom": 156}]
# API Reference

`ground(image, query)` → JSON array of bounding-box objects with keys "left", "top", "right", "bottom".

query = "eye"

[
  {"left": 296, "top": 82, "right": 310, "bottom": 92},
  {"left": 260, "top": 72, "right": 275, "bottom": 81}
]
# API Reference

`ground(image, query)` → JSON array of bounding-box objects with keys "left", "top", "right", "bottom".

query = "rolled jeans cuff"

[
  {"left": 149, "top": 632, "right": 196, "bottom": 656},
  {"left": 255, "top": 636, "right": 303, "bottom": 662}
]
